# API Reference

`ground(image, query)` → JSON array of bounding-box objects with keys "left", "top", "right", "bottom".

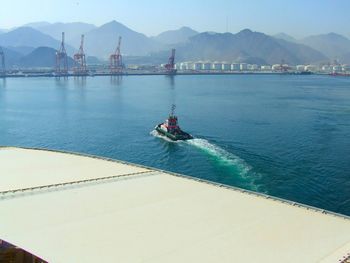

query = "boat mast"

[{"left": 171, "top": 104, "right": 176, "bottom": 116}]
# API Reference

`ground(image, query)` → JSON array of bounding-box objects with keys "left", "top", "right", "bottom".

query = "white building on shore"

[
  {"left": 193, "top": 62, "right": 202, "bottom": 71},
  {"left": 240, "top": 63, "right": 248, "bottom": 71},
  {"left": 261, "top": 65, "right": 272, "bottom": 71},
  {"left": 305, "top": 65, "right": 318, "bottom": 72},
  {"left": 296, "top": 65, "right": 306, "bottom": 71},
  {"left": 231, "top": 63, "right": 240, "bottom": 71},
  {"left": 212, "top": 62, "right": 222, "bottom": 70},
  {"left": 222, "top": 63, "right": 231, "bottom": 71},
  {"left": 202, "top": 62, "right": 211, "bottom": 70},
  {"left": 248, "top": 64, "right": 259, "bottom": 71}
]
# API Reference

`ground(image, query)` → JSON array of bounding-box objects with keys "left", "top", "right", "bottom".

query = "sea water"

[{"left": 0, "top": 74, "right": 349, "bottom": 215}]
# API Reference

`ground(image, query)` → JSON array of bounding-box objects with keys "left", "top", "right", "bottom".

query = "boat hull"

[{"left": 155, "top": 124, "right": 193, "bottom": 141}]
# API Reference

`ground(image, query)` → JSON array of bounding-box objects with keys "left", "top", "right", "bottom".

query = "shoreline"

[{"left": 0, "top": 71, "right": 339, "bottom": 78}]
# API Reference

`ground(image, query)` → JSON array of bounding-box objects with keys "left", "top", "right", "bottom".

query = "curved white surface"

[{"left": 0, "top": 147, "right": 349, "bottom": 263}]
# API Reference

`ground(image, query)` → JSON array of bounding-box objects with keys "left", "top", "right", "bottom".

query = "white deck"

[{"left": 0, "top": 147, "right": 349, "bottom": 263}]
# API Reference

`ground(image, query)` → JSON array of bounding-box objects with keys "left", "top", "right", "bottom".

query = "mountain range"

[
  {"left": 24, "top": 22, "right": 96, "bottom": 43},
  {"left": 151, "top": 26, "right": 198, "bottom": 45},
  {"left": 0, "top": 27, "right": 75, "bottom": 55},
  {"left": 170, "top": 29, "right": 327, "bottom": 65},
  {"left": 300, "top": 33, "right": 350, "bottom": 61},
  {"left": 69, "top": 20, "right": 161, "bottom": 58},
  {"left": 1, "top": 20, "right": 350, "bottom": 68}
]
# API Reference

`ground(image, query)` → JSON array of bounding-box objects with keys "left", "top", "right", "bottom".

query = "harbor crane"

[
  {"left": 164, "top": 49, "right": 177, "bottom": 74},
  {"left": 55, "top": 32, "right": 68, "bottom": 75},
  {"left": 110, "top": 36, "right": 123, "bottom": 74},
  {"left": 0, "top": 46, "right": 5, "bottom": 77},
  {"left": 73, "top": 34, "right": 87, "bottom": 75}
]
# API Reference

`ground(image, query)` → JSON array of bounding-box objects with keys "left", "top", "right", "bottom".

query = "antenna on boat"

[{"left": 171, "top": 104, "right": 176, "bottom": 116}]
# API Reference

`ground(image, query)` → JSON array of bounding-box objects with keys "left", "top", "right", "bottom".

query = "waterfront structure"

[
  {"left": 1, "top": 147, "right": 350, "bottom": 262},
  {"left": 271, "top": 64, "right": 280, "bottom": 71},
  {"left": 185, "top": 62, "right": 194, "bottom": 70},
  {"left": 164, "top": 49, "right": 177, "bottom": 74},
  {"left": 212, "top": 62, "right": 222, "bottom": 70},
  {"left": 333, "top": 65, "right": 342, "bottom": 73},
  {"left": 110, "top": 36, "right": 123, "bottom": 74},
  {"left": 202, "top": 62, "right": 211, "bottom": 70},
  {"left": 231, "top": 63, "right": 240, "bottom": 71},
  {"left": 261, "top": 65, "right": 272, "bottom": 71},
  {"left": 0, "top": 46, "right": 5, "bottom": 76},
  {"left": 240, "top": 63, "right": 248, "bottom": 71},
  {"left": 321, "top": 65, "right": 332, "bottom": 72},
  {"left": 342, "top": 64, "right": 350, "bottom": 72},
  {"left": 55, "top": 32, "right": 68, "bottom": 75},
  {"left": 248, "top": 64, "right": 259, "bottom": 71},
  {"left": 222, "top": 63, "right": 231, "bottom": 71},
  {"left": 193, "top": 62, "right": 202, "bottom": 71},
  {"left": 305, "top": 65, "right": 318, "bottom": 72},
  {"left": 73, "top": 35, "right": 88, "bottom": 75},
  {"left": 176, "top": 62, "right": 187, "bottom": 70},
  {"left": 296, "top": 65, "right": 306, "bottom": 71}
]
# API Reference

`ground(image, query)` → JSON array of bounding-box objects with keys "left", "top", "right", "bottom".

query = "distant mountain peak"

[
  {"left": 0, "top": 26, "right": 75, "bottom": 54},
  {"left": 76, "top": 20, "right": 159, "bottom": 57},
  {"left": 301, "top": 32, "right": 350, "bottom": 59},
  {"left": 12, "top": 26, "right": 39, "bottom": 33},
  {"left": 325, "top": 32, "right": 349, "bottom": 40},
  {"left": 238, "top": 29, "right": 253, "bottom": 35},
  {"left": 274, "top": 33, "right": 297, "bottom": 43},
  {"left": 153, "top": 26, "right": 198, "bottom": 45},
  {"left": 102, "top": 20, "right": 126, "bottom": 28},
  {"left": 96, "top": 20, "right": 135, "bottom": 34},
  {"left": 23, "top": 21, "right": 51, "bottom": 29}
]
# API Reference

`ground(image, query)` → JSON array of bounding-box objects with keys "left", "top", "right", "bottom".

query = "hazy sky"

[{"left": 1, "top": 0, "right": 349, "bottom": 38}]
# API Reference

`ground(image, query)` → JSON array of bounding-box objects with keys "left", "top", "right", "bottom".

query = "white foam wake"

[
  {"left": 151, "top": 131, "right": 261, "bottom": 191},
  {"left": 186, "top": 138, "right": 253, "bottom": 179}
]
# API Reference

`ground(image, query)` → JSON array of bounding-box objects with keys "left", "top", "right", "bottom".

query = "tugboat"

[{"left": 155, "top": 105, "right": 193, "bottom": 141}]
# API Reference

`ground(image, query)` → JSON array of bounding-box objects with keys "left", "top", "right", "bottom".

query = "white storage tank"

[
  {"left": 240, "top": 63, "right": 248, "bottom": 71},
  {"left": 202, "top": 62, "right": 211, "bottom": 70},
  {"left": 222, "top": 63, "right": 231, "bottom": 71},
  {"left": 248, "top": 64, "right": 259, "bottom": 71},
  {"left": 342, "top": 64, "right": 350, "bottom": 72},
  {"left": 332, "top": 65, "right": 342, "bottom": 72},
  {"left": 272, "top": 64, "right": 281, "bottom": 71},
  {"left": 179, "top": 62, "right": 188, "bottom": 70},
  {"left": 321, "top": 65, "right": 331, "bottom": 72},
  {"left": 305, "top": 65, "right": 318, "bottom": 72},
  {"left": 296, "top": 65, "right": 306, "bottom": 71},
  {"left": 231, "top": 63, "right": 240, "bottom": 71},
  {"left": 212, "top": 62, "right": 222, "bottom": 71},
  {"left": 261, "top": 65, "right": 271, "bottom": 71},
  {"left": 193, "top": 62, "right": 202, "bottom": 71}
]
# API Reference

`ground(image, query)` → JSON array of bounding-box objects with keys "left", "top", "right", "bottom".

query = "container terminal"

[
  {"left": 0, "top": 32, "right": 349, "bottom": 79},
  {"left": 0, "top": 146, "right": 350, "bottom": 262}
]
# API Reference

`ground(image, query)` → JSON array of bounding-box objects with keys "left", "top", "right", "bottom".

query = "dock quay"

[{"left": 0, "top": 146, "right": 350, "bottom": 262}]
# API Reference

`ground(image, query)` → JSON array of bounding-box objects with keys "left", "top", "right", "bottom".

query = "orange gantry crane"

[
  {"left": 164, "top": 49, "right": 177, "bottom": 74},
  {"left": 55, "top": 32, "right": 68, "bottom": 75},
  {"left": 73, "top": 34, "right": 87, "bottom": 75},
  {"left": 110, "top": 36, "right": 123, "bottom": 74}
]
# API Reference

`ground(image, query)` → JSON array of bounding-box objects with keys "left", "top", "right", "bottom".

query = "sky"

[{"left": 0, "top": 0, "right": 349, "bottom": 38}]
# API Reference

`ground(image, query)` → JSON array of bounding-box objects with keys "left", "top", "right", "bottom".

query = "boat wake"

[
  {"left": 151, "top": 130, "right": 262, "bottom": 191},
  {"left": 187, "top": 139, "right": 251, "bottom": 173},
  {"left": 186, "top": 138, "right": 261, "bottom": 191}
]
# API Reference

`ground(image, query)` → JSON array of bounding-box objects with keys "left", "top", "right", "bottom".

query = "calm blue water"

[{"left": 0, "top": 75, "right": 350, "bottom": 215}]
